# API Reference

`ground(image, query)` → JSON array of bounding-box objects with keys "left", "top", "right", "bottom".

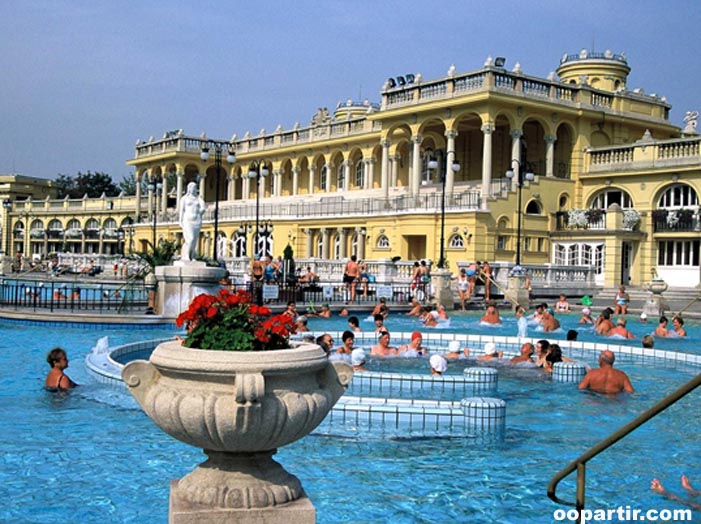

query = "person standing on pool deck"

[
  {"left": 45, "top": 347, "right": 77, "bottom": 391},
  {"left": 343, "top": 255, "right": 360, "bottom": 304},
  {"left": 578, "top": 350, "right": 634, "bottom": 394}
]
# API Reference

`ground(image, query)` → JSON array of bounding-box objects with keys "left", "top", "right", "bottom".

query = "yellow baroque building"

[{"left": 5, "top": 49, "right": 701, "bottom": 288}]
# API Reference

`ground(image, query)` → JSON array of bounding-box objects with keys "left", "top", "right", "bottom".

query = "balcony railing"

[
  {"left": 653, "top": 212, "right": 700, "bottom": 232},
  {"left": 587, "top": 136, "right": 701, "bottom": 175},
  {"left": 555, "top": 211, "right": 607, "bottom": 231}
]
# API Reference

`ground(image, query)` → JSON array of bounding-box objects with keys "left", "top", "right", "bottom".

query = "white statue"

[
  {"left": 179, "top": 182, "right": 205, "bottom": 262},
  {"left": 683, "top": 111, "right": 698, "bottom": 135}
]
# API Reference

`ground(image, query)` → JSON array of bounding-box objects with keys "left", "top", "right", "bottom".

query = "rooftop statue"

[{"left": 683, "top": 111, "right": 698, "bottom": 135}]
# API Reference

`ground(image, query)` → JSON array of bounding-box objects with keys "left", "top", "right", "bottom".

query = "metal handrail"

[{"left": 548, "top": 373, "right": 701, "bottom": 519}]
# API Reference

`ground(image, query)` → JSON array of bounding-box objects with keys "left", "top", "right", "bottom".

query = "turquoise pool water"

[{"left": 3, "top": 313, "right": 701, "bottom": 523}]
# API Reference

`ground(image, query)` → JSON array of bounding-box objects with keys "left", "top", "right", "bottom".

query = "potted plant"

[{"left": 122, "top": 288, "right": 352, "bottom": 517}]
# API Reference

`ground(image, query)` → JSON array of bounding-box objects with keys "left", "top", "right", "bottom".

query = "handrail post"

[{"left": 576, "top": 462, "right": 586, "bottom": 523}]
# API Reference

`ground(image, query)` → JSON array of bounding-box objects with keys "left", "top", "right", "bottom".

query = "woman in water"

[{"left": 45, "top": 347, "right": 77, "bottom": 391}]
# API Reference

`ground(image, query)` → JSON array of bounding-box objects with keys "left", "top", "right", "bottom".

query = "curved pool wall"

[{"left": 87, "top": 331, "right": 701, "bottom": 441}]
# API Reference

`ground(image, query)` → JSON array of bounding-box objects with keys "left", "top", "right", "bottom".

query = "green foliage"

[
  {"left": 185, "top": 305, "right": 256, "bottom": 351},
  {"left": 54, "top": 171, "right": 120, "bottom": 198},
  {"left": 134, "top": 239, "right": 179, "bottom": 270},
  {"left": 118, "top": 173, "right": 149, "bottom": 196},
  {"left": 283, "top": 244, "right": 294, "bottom": 260}
]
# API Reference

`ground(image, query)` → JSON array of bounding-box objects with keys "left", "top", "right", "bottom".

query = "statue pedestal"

[
  {"left": 431, "top": 269, "right": 454, "bottom": 310},
  {"left": 643, "top": 277, "right": 669, "bottom": 318},
  {"left": 156, "top": 263, "right": 228, "bottom": 319},
  {"left": 504, "top": 275, "right": 529, "bottom": 311}
]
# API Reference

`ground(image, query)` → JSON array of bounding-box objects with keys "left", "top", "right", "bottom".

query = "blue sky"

[{"left": 1, "top": 0, "right": 700, "bottom": 181}]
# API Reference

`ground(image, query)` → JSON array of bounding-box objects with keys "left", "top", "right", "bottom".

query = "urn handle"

[
  {"left": 122, "top": 360, "right": 161, "bottom": 407},
  {"left": 234, "top": 372, "right": 265, "bottom": 404}
]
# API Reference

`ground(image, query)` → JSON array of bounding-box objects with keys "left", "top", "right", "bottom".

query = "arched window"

[
  {"left": 234, "top": 234, "right": 247, "bottom": 257},
  {"left": 316, "top": 233, "right": 324, "bottom": 258},
  {"left": 333, "top": 234, "right": 341, "bottom": 259},
  {"left": 590, "top": 189, "right": 633, "bottom": 209},
  {"left": 376, "top": 235, "right": 390, "bottom": 249},
  {"left": 351, "top": 233, "right": 360, "bottom": 257},
  {"left": 337, "top": 164, "right": 345, "bottom": 192},
  {"left": 448, "top": 234, "right": 464, "bottom": 248},
  {"left": 47, "top": 219, "right": 63, "bottom": 232},
  {"left": 320, "top": 165, "right": 328, "bottom": 191},
  {"left": 525, "top": 200, "right": 542, "bottom": 215},
  {"left": 657, "top": 183, "right": 699, "bottom": 209},
  {"left": 355, "top": 160, "right": 364, "bottom": 188}
]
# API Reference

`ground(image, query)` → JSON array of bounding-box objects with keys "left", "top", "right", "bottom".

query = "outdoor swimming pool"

[{"left": 3, "top": 312, "right": 701, "bottom": 523}]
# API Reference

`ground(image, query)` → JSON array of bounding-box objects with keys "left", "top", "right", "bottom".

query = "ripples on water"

[{"left": 2, "top": 315, "right": 700, "bottom": 523}]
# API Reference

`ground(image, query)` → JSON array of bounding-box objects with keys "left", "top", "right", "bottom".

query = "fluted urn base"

[
  {"left": 169, "top": 450, "right": 315, "bottom": 524},
  {"left": 173, "top": 450, "right": 302, "bottom": 508}
]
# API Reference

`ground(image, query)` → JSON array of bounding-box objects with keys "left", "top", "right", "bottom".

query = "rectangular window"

[{"left": 496, "top": 236, "right": 507, "bottom": 251}]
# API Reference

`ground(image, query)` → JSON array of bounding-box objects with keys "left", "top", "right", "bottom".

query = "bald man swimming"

[{"left": 578, "top": 350, "right": 634, "bottom": 394}]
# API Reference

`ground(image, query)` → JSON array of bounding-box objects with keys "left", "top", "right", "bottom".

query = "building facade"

[{"left": 5, "top": 49, "right": 701, "bottom": 288}]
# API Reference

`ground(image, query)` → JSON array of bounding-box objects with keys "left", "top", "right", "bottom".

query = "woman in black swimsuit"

[{"left": 45, "top": 347, "right": 77, "bottom": 391}]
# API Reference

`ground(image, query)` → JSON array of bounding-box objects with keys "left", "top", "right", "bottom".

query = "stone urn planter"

[{"left": 122, "top": 340, "right": 353, "bottom": 522}]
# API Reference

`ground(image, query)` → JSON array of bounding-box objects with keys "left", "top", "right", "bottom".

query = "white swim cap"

[{"left": 429, "top": 354, "right": 448, "bottom": 373}]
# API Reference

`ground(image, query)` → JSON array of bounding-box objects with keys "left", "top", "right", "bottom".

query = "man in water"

[
  {"left": 509, "top": 342, "right": 535, "bottom": 364},
  {"left": 179, "top": 182, "right": 205, "bottom": 261},
  {"left": 578, "top": 350, "right": 634, "bottom": 394}
]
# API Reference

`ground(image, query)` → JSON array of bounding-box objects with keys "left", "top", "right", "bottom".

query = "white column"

[
  {"left": 243, "top": 175, "right": 250, "bottom": 200},
  {"left": 356, "top": 227, "right": 366, "bottom": 259},
  {"left": 135, "top": 172, "right": 143, "bottom": 221},
  {"left": 273, "top": 170, "right": 282, "bottom": 197},
  {"left": 325, "top": 163, "right": 333, "bottom": 193},
  {"left": 545, "top": 134, "right": 557, "bottom": 177},
  {"left": 227, "top": 175, "right": 235, "bottom": 201},
  {"left": 368, "top": 158, "right": 376, "bottom": 189},
  {"left": 390, "top": 155, "right": 398, "bottom": 189},
  {"left": 511, "top": 130, "right": 523, "bottom": 186},
  {"left": 161, "top": 172, "right": 169, "bottom": 216},
  {"left": 321, "top": 228, "right": 330, "bottom": 259},
  {"left": 304, "top": 228, "right": 313, "bottom": 258},
  {"left": 411, "top": 134, "right": 423, "bottom": 197},
  {"left": 198, "top": 174, "right": 206, "bottom": 201},
  {"left": 381, "top": 140, "right": 390, "bottom": 198},
  {"left": 481, "top": 124, "right": 494, "bottom": 210},
  {"left": 175, "top": 171, "right": 184, "bottom": 215},
  {"left": 362, "top": 159, "right": 370, "bottom": 190},
  {"left": 445, "top": 130, "right": 457, "bottom": 195},
  {"left": 343, "top": 161, "right": 350, "bottom": 191},
  {"left": 309, "top": 165, "right": 316, "bottom": 194},
  {"left": 292, "top": 166, "right": 300, "bottom": 195}
]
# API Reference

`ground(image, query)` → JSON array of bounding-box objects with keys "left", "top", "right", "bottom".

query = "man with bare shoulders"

[
  {"left": 344, "top": 255, "right": 360, "bottom": 304},
  {"left": 578, "top": 350, "right": 634, "bottom": 394},
  {"left": 509, "top": 342, "right": 535, "bottom": 364}
]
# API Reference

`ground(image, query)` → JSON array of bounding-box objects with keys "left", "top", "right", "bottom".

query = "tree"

[
  {"left": 119, "top": 172, "right": 178, "bottom": 196},
  {"left": 54, "top": 171, "right": 120, "bottom": 198},
  {"left": 118, "top": 172, "right": 149, "bottom": 196}
]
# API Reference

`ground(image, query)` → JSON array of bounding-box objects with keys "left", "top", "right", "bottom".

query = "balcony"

[
  {"left": 586, "top": 135, "right": 701, "bottom": 175},
  {"left": 653, "top": 210, "right": 700, "bottom": 233}
]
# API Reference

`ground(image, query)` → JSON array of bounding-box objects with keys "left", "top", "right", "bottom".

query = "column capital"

[
  {"left": 510, "top": 129, "right": 523, "bottom": 140},
  {"left": 310, "top": 165, "right": 317, "bottom": 172},
  {"left": 411, "top": 134, "right": 423, "bottom": 144},
  {"left": 355, "top": 226, "right": 366, "bottom": 234},
  {"left": 445, "top": 129, "right": 458, "bottom": 140},
  {"left": 292, "top": 166, "right": 301, "bottom": 174},
  {"left": 544, "top": 134, "right": 557, "bottom": 145},
  {"left": 320, "top": 228, "right": 329, "bottom": 235},
  {"left": 481, "top": 124, "right": 495, "bottom": 134},
  {"left": 381, "top": 139, "right": 391, "bottom": 148},
  {"left": 337, "top": 227, "right": 347, "bottom": 235}
]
